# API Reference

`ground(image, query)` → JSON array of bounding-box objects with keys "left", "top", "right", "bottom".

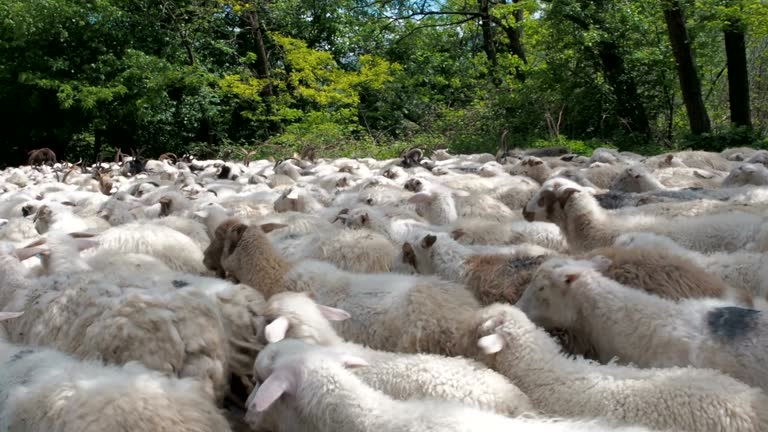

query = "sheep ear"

[
  {"left": 74, "top": 239, "right": 98, "bottom": 251},
  {"left": 317, "top": 305, "right": 351, "bottom": 321},
  {"left": 558, "top": 188, "right": 580, "bottom": 207},
  {"left": 194, "top": 210, "right": 209, "bottom": 219},
  {"left": 0, "top": 311, "right": 23, "bottom": 322},
  {"left": 286, "top": 189, "right": 300, "bottom": 200},
  {"left": 340, "top": 355, "right": 368, "bottom": 368},
  {"left": 742, "top": 165, "right": 757, "bottom": 173},
  {"left": 693, "top": 170, "right": 713, "bottom": 179},
  {"left": 260, "top": 223, "right": 288, "bottom": 234},
  {"left": 0, "top": 218, "right": 8, "bottom": 227},
  {"left": 477, "top": 334, "right": 505, "bottom": 354},
  {"left": 408, "top": 192, "right": 432, "bottom": 204},
  {"left": 251, "top": 371, "right": 295, "bottom": 412},
  {"left": 452, "top": 190, "right": 470, "bottom": 198},
  {"left": 590, "top": 255, "right": 612, "bottom": 271},
  {"left": 265, "top": 316, "right": 290, "bottom": 343},
  {"left": 421, "top": 234, "right": 437, "bottom": 249},
  {"left": 13, "top": 247, "right": 47, "bottom": 261}
]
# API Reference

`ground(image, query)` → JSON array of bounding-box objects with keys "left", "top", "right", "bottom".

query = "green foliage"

[
  {"left": 681, "top": 125, "right": 767, "bottom": 152},
  {"left": 0, "top": 0, "right": 767, "bottom": 165}
]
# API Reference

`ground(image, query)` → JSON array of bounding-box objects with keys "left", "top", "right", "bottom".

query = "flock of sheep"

[{"left": 0, "top": 144, "right": 767, "bottom": 431}]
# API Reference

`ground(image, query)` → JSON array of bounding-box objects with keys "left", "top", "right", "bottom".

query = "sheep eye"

[{"left": 366, "top": 198, "right": 374, "bottom": 205}]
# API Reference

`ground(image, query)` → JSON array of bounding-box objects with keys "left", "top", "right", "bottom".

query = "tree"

[{"left": 662, "top": 0, "right": 712, "bottom": 135}]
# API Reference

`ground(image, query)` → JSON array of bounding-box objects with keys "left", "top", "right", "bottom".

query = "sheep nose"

[{"left": 522, "top": 208, "right": 535, "bottom": 222}]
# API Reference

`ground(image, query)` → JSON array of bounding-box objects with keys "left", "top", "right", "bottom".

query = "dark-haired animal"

[
  {"left": 27, "top": 148, "right": 57, "bottom": 166},
  {"left": 400, "top": 148, "right": 423, "bottom": 168}
]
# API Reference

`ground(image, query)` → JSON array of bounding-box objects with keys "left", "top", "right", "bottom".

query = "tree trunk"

[
  {"left": 246, "top": 10, "right": 273, "bottom": 98},
  {"left": 724, "top": 18, "right": 751, "bottom": 128},
  {"left": 497, "top": 0, "right": 527, "bottom": 81},
  {"left": 596, "top": 40, "right": 652, "bottom": 138},
  {"left": 662, "top": 0, "right": 711, "bottom": 135},
  {"left": 478, "top": 0, "right": 499, "bottom": 76}
]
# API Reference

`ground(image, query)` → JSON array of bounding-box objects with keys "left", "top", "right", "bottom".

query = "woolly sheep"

[
  {"left": 221, "top": 223, "right": 491, "bottom": 358},
  {"left": 523, "top": 177, "right": 766, "bottom": 253},
  {"left": 581, "top": 245, "right": 751, "bottom": 306},
  {"left": 517, "top": 256, "right": 768, "bottom": 392},
  {"left": 723, "top": 163, "right": 768, "bottom": 187},
  {"left": 476, "top": 303, "right": 768, "bottom": 432},
  {"left": 615, "top": 232, "right": 768, "bottom": 300},
  {"left": 0, "top": 313, "right": 231, "bottom": 432},
  {"left": 258, "top": 292, "right": 534, "bottom": 417},
  {"left": 247, "top": 342, "right": 657, "bottom": 432}
]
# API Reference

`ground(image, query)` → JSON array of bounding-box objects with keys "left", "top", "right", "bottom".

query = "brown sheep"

[
  {"left": 581, "top": 246, "right": 752, "bottom": 306},
  {"left": 203, "top": 218, "right": 245, "bottom": 278}
]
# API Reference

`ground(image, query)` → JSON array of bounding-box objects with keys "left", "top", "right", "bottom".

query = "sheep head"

[
  {"left": 516, "top": 256, "right": 611, "bottom": 329},
  {"left": 522, "top": 179, "right": 583, "bottom": 223}
]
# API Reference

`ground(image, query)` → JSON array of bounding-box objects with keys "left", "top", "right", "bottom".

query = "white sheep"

[
  {"left": 723, "top": 163, "right": 768, "bottom": 187},
  {"left": 0, "top": 313, "right": 231, "bottom": 431},
  {"left": 517, "top": 256, "right": 768, "bottom": 392},
  {"left": 221, "top": 223, "right": 491, "bottom": 358},
  {"left": 246, "top": 341, "right": 658, "bottom": 432},
  {"left": 523, "top": 177, "right": 766, "bottom": 252},
  {"left": 475, "top": 303, "right": 768, "bottom": 432},
  {"left": 257, "top": 292, "right": 534, "bottom": 418}
]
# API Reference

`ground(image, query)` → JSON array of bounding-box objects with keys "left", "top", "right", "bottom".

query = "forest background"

[{"left": 1, "top": 0, "right": 767, "bottom": 166}]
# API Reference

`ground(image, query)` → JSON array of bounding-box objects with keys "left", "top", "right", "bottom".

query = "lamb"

[
  {"left": 615, "top": 232, "right": 768, "bottom": 300},
  {"left": 0, "top": 314, "right": 232, "bottom": 432},
  {"left": 580, "top": 245, "right": 751, "bottom": 306},
  {"left": 722, "top": 163, "right": 768, "bottom": 187},
  {"left": 256, "top": 292, "right": 534, "bottom": 417},
  {"left": 246, "top": 342, "right": 657, "bottom": 432},
  {"left": 523, "top": 177, "right": 766, "bottom": 253},
  {"left": 475, "top": 303, "right": 768, "bottom": 432},
  {"left": 516, "top": 256, "right": 768, "bottom": 392},
  {"left": 221, "top": 223, "right": 490, "bottom": 358}
]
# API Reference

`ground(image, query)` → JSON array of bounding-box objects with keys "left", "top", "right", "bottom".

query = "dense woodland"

[{"left": 1, "top": 0, "right": 767, "bottom": 166}]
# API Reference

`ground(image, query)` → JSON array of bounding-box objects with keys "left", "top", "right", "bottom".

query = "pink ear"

[
  {"left": 13, "top": 247, "right": 47, "bottom": 261},
  {"left": 265, "top": 316, "right": 290, "bottom": 343},
  {"left": 408, "top": 192, "right": 432, "bottom": 204},
  {"left": 0, "top": 311, "right": 23, "bottom": 321},
  {"left": 477, "top": 334, "right": 505, "bottom": 354},
  {"left": 340, "top": 355, "right": 368, "bottom": 368},
  {"left": 250, "top": 371, "right": 295, "bottom": 412},
  {"left": 317, "top": 305, "right": 351, "bottom": 321}
]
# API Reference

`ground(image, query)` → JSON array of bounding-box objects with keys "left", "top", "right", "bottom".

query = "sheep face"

[
  {"left": 522, "top": 179, "right": 582, "bottom": 223},
  {"left": 610, "top": 165, "right": 658, "bottom": 193},
  {"left": 403, "top": 178, "right": 425, "bottom": 193},
  {"left": 33, "top": 205, "right": 54, "bottom": 234},
  {"left": 274, "top": 188, "right": 303, "bottom": 212},
  {"left": 722, "top": 163, "right": 768, "bottom": 187},
  {"left": 516, "top": 257, "right": 611, "bottom": 329},
  {"left": 519, "top": 157, "right": 550, "bottom": 183},
  {"left": 400, "top": 235, "right": 438, "bottom": 274}
]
